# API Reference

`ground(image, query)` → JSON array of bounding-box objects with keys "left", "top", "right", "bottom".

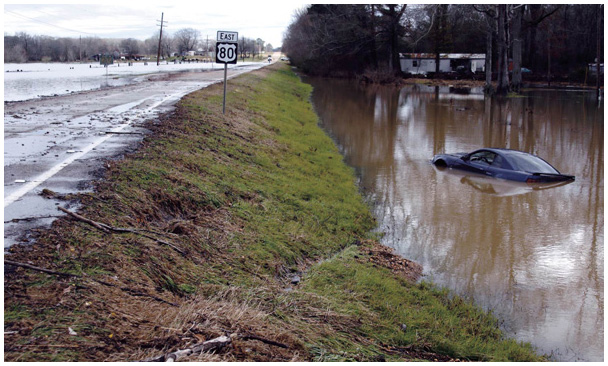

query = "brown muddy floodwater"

[{"left": 307, "top": 78, "right": 603, "bottom": 362}]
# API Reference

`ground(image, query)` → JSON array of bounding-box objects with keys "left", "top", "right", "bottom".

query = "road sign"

[
  {"left": 100, "top": 54, "right": 113, "bottom": 66},
  {"left": 216, "top": 43, "right": 238, "bottom": 64},
  {"left": 217, "top": 31, "right": 238, "bottom": 43},
  {"left": 216, "top": 30, "right": 239, "bottom": 115}
]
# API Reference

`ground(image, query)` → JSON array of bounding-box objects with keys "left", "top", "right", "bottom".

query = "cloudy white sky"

[{"left": 4, "top": 2, "right": 308, "bottom": 48}]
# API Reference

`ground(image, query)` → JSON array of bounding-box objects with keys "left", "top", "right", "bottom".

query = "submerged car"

[{"left": 432, "top": 148, "right": 575, "bottom": 183}]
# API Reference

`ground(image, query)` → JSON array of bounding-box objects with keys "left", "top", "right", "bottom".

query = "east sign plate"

[{"left": 217, "top": 31, "right": 238, "bottom": 43}]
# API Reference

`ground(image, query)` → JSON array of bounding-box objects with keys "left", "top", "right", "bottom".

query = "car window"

[
  {"left": 506, "top": 152, "right": 559, "bottom": 173},
  {"left": 490, "top": 155, "right": 504, "bottom": 168},
  {"left": 469, "top": 151, "right": 496, "bottom": 166}
]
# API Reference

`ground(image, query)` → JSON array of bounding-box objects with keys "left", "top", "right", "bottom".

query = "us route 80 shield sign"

[{"left": 216, "top": 43, "right": 238, "bottom": 64}]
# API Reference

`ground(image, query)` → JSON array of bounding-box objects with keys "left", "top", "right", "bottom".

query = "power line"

[
  {"left": 5, "top": 10, "right": 98, "bottom": 36},
  {"left": 33, "top": 8, "right": 73, "bottom": 22}
]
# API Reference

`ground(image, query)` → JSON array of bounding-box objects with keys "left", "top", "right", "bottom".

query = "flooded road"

[
  {"left": 308, "top": 79, "right": 603, "bottom": 361},
  {"left": 4, "top": 61, "right": 270, "bottom": 249}
]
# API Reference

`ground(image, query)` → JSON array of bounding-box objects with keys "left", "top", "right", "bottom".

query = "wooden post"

[{"left": 157, "top": 12, "right": 164, "bottom": 66}]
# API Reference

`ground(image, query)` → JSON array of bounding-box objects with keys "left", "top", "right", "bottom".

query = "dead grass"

[
  {"left": 405, "top": 77, "right": 485, "bottom": 88},
  {"left": 359, "top": 240, "right": 423, "bottom": 283},
  {"left": 104, "top": 288, "right": 306, "bottom": 362}
]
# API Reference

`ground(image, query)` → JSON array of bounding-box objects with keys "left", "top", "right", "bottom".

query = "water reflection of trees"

[
  {"left": 310, "top": 80, "right": 604, "bottom": 361},
  {"left": 309, "top": 79, "right": 402, "bottom": 190}
]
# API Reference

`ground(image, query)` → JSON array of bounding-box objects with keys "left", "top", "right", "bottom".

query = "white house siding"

[
  {"left": 400, "top": 53, "right": 485, "bottom": 75},
  {"left": 400, "top": 58, "right": 452, "bottom": 74}
]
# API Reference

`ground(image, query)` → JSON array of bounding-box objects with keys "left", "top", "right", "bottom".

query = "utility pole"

[{"left": 156, "top": 12, "right": 167, "bottom": 66}]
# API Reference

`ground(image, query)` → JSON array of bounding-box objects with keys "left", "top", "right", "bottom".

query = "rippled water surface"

[{"left": 308, "top": 79, "right": 603, "bottom": 361}]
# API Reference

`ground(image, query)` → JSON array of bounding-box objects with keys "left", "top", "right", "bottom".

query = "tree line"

[
  {"left": 4, "top": 28, "right": 275, "bottom": 63},
  {"left": 282, "top": 4, "right": 603, "bottom": 93}
]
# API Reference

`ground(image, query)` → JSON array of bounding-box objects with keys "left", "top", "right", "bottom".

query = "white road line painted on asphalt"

[
  {"left": 4, "top": 80, "right": 234, "bottom": 208},
  {"left": 4, "top": 96, "right": 153, "bottom": 208},
  {"left": 4, "top": 124, "right": 128, "bottom": 208},
  {"left": 143, "top": 81, "right": 219, "bottom": 112}
]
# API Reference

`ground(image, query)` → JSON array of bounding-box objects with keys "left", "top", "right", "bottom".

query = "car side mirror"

[{"left": 461, "top": 154, "right": 469, "bottom": 161}]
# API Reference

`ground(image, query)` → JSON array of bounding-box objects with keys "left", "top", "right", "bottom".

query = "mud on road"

[{"left": 4, "top": 63, "right": 267, "bottom": 249}]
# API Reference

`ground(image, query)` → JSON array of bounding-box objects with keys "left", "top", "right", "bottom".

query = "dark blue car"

[{"left": 432, "top": 148, "right": 575, "bottom": 183}]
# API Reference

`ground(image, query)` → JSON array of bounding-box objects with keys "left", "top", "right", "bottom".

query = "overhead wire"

[
  {"left": 5, "top": 8, "right": 161, "bottom": 39},
  {"left": 4, "top": 10, "right": 98, "bottom": 36}
]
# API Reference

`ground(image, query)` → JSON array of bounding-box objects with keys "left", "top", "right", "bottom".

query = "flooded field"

[
  {"left": 308, "top": 79, "right": 603, "bottom": 361},
  {"left": 4, "top": 61, "right": 261, "bottom": 101}
]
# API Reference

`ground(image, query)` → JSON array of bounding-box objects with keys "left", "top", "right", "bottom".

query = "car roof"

[
  {"left": 473, "top": 148, "right": 548, "bottom": 162},
  {"left": 474, "top": 148, "right": 559, "bottom": 173},
  {"left": 476, "top": 148, "right": 531, "bottom": 157}
]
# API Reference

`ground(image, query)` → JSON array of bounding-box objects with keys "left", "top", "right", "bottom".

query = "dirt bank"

[{"left": 404, "top": 76, "right": 600, "bottom": 91}]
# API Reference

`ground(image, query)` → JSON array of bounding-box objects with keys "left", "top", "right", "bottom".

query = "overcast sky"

[{"left": 4, "top": 2, "right": 308, "bottom": 48}]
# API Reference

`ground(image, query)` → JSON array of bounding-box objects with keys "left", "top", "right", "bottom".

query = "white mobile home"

[{"left": 400, "top": 53, "right": 486, "bottom": 75}]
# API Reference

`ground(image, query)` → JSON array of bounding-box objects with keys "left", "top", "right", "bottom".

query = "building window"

[{"left": 413, "top": 60, "right": 418, "bottom": 67}]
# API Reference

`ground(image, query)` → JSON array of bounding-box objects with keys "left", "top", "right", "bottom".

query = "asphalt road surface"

[{"left": 4, "top": 62, "right": 269, "bottom": 249}]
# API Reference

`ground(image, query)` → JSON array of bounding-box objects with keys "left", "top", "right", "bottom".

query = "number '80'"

[{"left": 219, "top": 46, "right": 234, "bottom": 60}]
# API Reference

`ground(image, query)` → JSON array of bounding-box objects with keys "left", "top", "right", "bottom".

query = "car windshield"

[{"left": 506, "top": 151, "right": 559, "bottom": 174}]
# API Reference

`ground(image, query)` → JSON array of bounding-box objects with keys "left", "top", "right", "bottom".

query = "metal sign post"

[
  {"left": 100, "top": 54, "right": 113, "bottom": 82},
  {"left": 223, "top": 64, "right": 228, "bottom": 114},
  {"left": 216, "top": 31, "right": 238, "bottom": 114}
]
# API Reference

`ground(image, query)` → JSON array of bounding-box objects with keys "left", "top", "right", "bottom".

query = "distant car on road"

[
  {"left": 432, "top": 148, "right": 575, "bottom": 183},
  {"left": 280, "top": 57, "right": 289, "bottom": 61}
]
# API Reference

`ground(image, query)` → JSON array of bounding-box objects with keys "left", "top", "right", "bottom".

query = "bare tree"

[
  {"left": 283, "top": 5, "right": 378, "bottom": 76},
  {"left": 80, "top": 36, "right": 103, "bottom": 61},
  {"left": 144, "top": 35, "right": 159, "bottom": 56},
  {"left": 238, "top": 36, "right": 255, "bottom": 60},
  {"left": 120, "top": 38, "right": 140, "bottom": 58},
  {"left": 4, "top": 39, "right": 27, "bottom": 63},
  {"left": 472, "top": 5, "right": 496, "bottom": 93},
  {"left": 376, "top": 4, "right": 408, "bottom": 75},
  {"left": 496, "top": 5, "right": 509, "bottom": 94},
  {"left": 256, "top": 38, "right": 265, "bottom": 58},
  {"left": 16, "top": 32, "right": 32, "bottom": 58},
  {"left": 430, "top": 4, "right": 449, "bottom": 75},
  {"left": 511, "top": 5, "right": 524, "bottom": 92},
  {"left": 161, "top": 33, "right": 174, "bottom": 58},
  {"left": 145, "top": 31, "right": 173, "bottom": 59},
  {"left": 473, "top": 5, "right": 509, "bottom": 94},
  {"left": 174, "top": 28, "right": 200, "bottom": 54}
]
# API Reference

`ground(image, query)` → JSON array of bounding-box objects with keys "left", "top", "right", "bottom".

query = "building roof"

[{"left": 400, "top": 53, "right": 485, "bottom": 59}]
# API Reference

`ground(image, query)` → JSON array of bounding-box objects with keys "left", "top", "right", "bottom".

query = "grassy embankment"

[{"left": 4, "top": 63, "right": 545, "bottom": 361}]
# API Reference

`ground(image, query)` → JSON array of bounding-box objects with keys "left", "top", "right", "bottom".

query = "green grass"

[{"left": 300, "top": 246, "right": 541, "bottom": 361}]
